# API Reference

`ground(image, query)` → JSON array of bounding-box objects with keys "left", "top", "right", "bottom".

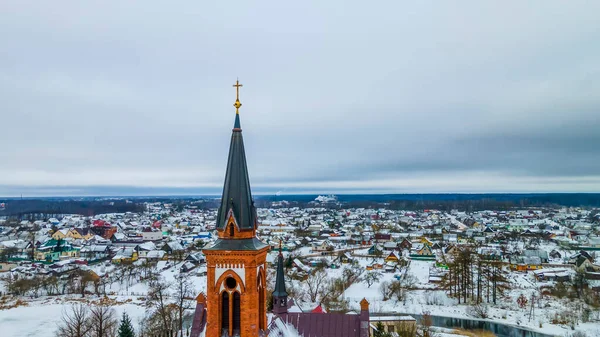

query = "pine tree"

[
  {"left": 373, "top": 321, "right": 391, "bottom": 337},
  {"left": 118, "top": 312, "right": 135, "bottom": 337}
]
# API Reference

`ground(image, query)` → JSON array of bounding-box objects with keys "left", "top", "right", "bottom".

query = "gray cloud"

[{"left": 1, "top": 1, "right": 600, "bottom": 196}]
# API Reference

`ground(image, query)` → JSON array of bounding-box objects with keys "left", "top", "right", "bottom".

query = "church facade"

[{"left": 191, "top": 81, "right": 370, "bottom": 337}]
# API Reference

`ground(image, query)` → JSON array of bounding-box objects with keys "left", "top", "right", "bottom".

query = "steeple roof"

[
  {"left": 273, "top": 246, "right": 288, "bottom": 297},
  {"left": 216, "top": 114, "right": 256, "bottom": 232},
  {"left": 215, "top": 80, "right": 257, "bottom": 232}
]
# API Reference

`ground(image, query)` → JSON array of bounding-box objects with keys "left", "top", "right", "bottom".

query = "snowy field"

[
  {"left": 0, "top": 260, "right": 208, "bottom": 337},
  {"left": 0, "top": 300, "right": 146, "bottom": 337}
]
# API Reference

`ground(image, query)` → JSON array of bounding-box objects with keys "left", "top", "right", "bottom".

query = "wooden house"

[
  {"left": 334, "top": 252, "right": 354, "bottom": 264},
  {"left": 384, "top": 251, "right": 401, "bottom": 264},
  {"left": 510, "top": 256, "right": 542, "bottom": 271},
  {"left": 410, "top": 243, "right": 435, "bottom": 260},
  {"left": 399, "top": 238, "right": 412, "bottom": 250}
]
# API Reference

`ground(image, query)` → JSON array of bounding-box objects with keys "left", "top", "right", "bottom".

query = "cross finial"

[{"left": 233, "top": 79, "right": 243, "bottom": 114}]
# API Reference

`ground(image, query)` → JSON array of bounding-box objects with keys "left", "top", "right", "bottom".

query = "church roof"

[
  {"left": 215, "top": 107, "right": 257, "bottom": 231},
  {"left": 203, "top": 237, "right": 268, "bottom": 251},
  {"left": 273, "top": 247, "right": 288, "bottom": 297},
  {"left": 274, "top": 312, "right": 363, "bottom": 337}
]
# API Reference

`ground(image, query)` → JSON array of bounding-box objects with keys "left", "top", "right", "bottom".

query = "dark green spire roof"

[
  {"left": 273, "top": 248, "right": 288, "bottom": 297},
  {"left": 216, "top": 113, "right": 256, "bottom": 231}
]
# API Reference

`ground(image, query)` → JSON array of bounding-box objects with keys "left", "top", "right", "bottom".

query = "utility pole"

[{"left": 528, "top": 293, "right": 535, "bottom": 322}]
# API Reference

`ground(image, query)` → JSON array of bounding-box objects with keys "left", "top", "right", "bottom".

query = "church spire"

[
  {"left": 272, "top": 241, "right": 288, "bottom": 314},
  {"left": 215, "top": 79, "right": 257, "bottom": 235}
]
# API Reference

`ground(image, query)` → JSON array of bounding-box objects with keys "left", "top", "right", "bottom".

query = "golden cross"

[
  {"left": 233, "top": 79, "right": 243, "bottom": 100},
  {"left": 233, "top": 79, "right": 243, "bottom": 113}
]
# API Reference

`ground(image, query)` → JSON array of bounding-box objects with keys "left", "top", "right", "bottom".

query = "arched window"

[
  {"left": 229, "top": 224, "right": 234, "bottom": 237},
  {"left": 233, "top": 292, "right": 241, "bottom": 333},
  {"left": 258, "top": 275, "right": 265, "bottom": 330},
  {"left": 221, "top": 292, "right": 229, "bottom": 333}
]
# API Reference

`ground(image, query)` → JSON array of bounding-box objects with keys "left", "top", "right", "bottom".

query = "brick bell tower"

[{"left": 203, "top": 80, "right": 269, "bottom": 337}]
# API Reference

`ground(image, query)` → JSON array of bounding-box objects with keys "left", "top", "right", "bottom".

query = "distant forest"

[
  {"left": 0, "top": 199, "right": 145, "bottom": 219},
  {"left": 256, "top": 193, "right": 600, "bottom": 211},
  {"left": 1, "top": 193, "right": 599, "bottom": 219}
]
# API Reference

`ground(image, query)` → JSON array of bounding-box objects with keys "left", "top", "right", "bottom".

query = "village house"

[
  {"left": 141, "top": 227, "right": 163, "bottom": 241},
  {"left": 410, "top": 243, "right": 435, "bottom": 260},
  {"left": 311, "top": 240, "right": 334, "bottom": 252},
  {"left": 370, "top": 315, "right": 417, "bottom": 335},
  {"left": 510, "top": 256, "right": 543, "bottom": 271},
  {"left": 111, "top": 247, "right": 138, "bottom": 264},
  {"left": 79, "top": 244, "right": 111, "bottom": 260}
]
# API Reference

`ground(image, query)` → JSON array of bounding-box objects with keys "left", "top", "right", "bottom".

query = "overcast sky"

[{"left": 1, "top": 1, "right": 599, "bottom": 196}]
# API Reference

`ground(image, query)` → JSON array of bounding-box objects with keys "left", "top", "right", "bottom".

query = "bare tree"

[
  {"left": 365, "top": 271, "right": 382, "bottom": 288},
  {"left": 320, "top": 278, "right": 349, "bottom": 312},
  {"left": 418, "top": 311, "right": 435, "bottom": 337},
  {"left": 303, "top": 269, "right": 329, "bottom": 303},
  {"left": 141, "top": 304, "right": 178, "bottom": 337},
  {"left": 42, "top": 275, "right": 60, "bottom": 296},
  {"left": 174, "top": 273, "right": 195, "bottom": 336},
  {"left": 146, "top": 277, "right": 174, "bottom": 335},
  {"left": 380, "top": 281, "right": 392, "bottom": 301},
  {"left": 342, "top": 263, "right": 364, "bottom": 288},
  {"left": 89, "top": 304, "right": 118, "bottom": 337},
  {"left": 386, "top": 274, "right": 417, "bottom": 303},
  {"left": 75, "top": 270, "right": 98, "bottom": 298},
  {"left": 140, "top": 259, "right": 158, "bottom": 280},
  {"left": 55, "top": 304, "right": 92, "bottom": 337},
  {"left": 467, "top": 301, "right": 490, "bottom": 319}
]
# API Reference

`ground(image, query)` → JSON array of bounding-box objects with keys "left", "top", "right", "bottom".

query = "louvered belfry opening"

[
  {"left": 221, "top": 292, "right": 229, "bottom": 333},
  {"left": 233, "top": 292, "right": 241, "bottom": 333}
]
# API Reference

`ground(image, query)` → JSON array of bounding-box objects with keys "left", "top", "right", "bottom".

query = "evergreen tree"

[
  {"left": 373, "top": 321, "right": 391, "bottom": 337},
  {"left": 118, "top": 312, "right": 135, "bottom": 337}
]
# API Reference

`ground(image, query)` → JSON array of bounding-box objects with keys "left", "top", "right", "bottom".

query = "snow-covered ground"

[
  {"left": 342, "top": 258, "right": 599, "bottom": 337},
  {"left": 0, "top": 300, "right": 146, "bottom": 337},
  {"left": 2, "top": 254, "right": 599, "bottom": 337},
  {"left": 0, "top": 260, "right": 208, "bottom": 337}
]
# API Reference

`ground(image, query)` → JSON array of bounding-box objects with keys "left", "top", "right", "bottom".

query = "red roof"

[
  {"left": 311, "top": 305, "right": 325, "bottom": 313},
  {"left": 93, "top": 220, "right": 109, "bottom": 227}
]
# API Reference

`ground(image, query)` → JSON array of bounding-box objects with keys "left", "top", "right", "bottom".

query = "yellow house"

[
  {"left": 384, "top": 251, "right": 400, "bottom": 263},
  {"left": 510, "top": 256, "right": 542, "bottom": 271},
  {"left": 370, "top": 315, "right": 417, "bottom": 336},
  {"left": 35, "top": 250, "right": 60, "bottom": 262},
  {"left": 66, "top": 228, "right": 94, "bottom": 241},
  {"left": 67, "top": 229, "right": 83, "bottom": 239},
  {"left": 510, "top": 262, "right": 543, "bottom": 271},
  {"left": 112, "top": 248, "right": 138, "bottom": 264},
  {"left": 0, "top": 262, "right": 17, "bottom": 272},
  {"left": 51, "top": 229, "right": 68, "bottom": 240},
  {"left": 416, "top": 244, "right": 434, "bottom": 256},
  {"left": 419, "top": 237, "right": 433, "bottom": 246}
]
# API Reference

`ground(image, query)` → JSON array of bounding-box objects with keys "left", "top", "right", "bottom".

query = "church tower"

[
  {"left": 272, "top": 243, "right": 288, "bottom": 315},
  {"left": 203, "top": 80, "right": 269, "bottom": 337}
]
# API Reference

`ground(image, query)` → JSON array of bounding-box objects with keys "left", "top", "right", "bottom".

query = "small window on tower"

[
  {"left": 226, "top": 277, "right": 237, "bottom": 289},
  {"left": 230, "top": 224, "right": 234, "bottom": 237}
]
